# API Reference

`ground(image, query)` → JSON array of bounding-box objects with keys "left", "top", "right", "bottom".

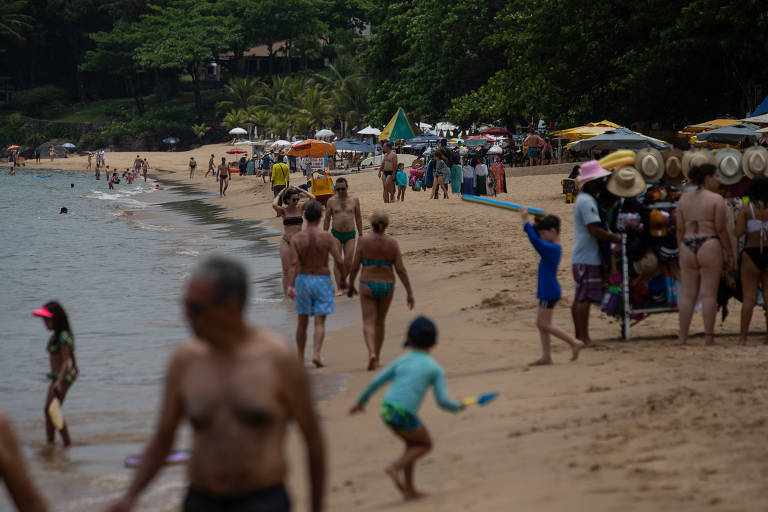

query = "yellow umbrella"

[
  {"left": 676, "top": 118, "right": 741, "bottom": 139},
  {"left": 552, "top": 120, "right": 621, "bottom": 141}
]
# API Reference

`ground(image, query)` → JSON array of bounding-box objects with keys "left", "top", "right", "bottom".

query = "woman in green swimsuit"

[
  {"left": 348, "top": 211, "right": 415, "bottom": 370},
  {"left": 33, "top": 301, "right": 78, "bottom": 446}
]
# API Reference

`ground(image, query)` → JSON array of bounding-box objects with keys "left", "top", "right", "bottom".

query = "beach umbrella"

[
  {"left": 743, "top": 113, "right": 768, "bottom": 124},
  {"left": 333, "top": 138, "right": 374, "bottom": 152},
  {"left": 487, "top": 145, "right": 503, "bottom": 155},
  {"left": 228, "top": 127, "right": 247, "bottom": 135},
  {"left": 568, "top": 127, "right": 669, "bottom": 152},
  {"left": 480, "top": 127, "right": 510, "bottom": 136},
  {"left": 62, "top": 143, "right": 76, "bottom": 148},
  {"left": 162, "top": 137, "right": 180, "bottom": 144},
  {"left": 226, "top": 148, "right": 248, "bottom": 154},
  {"left": 288, "top": 139, "right": 337, "bottom": 158},
  {"left": 7, "top": 145, "right": 20, "bottom": 150},
  {"left": 270, "top": 140, "right": 292, "bottom": 147},
  {"left": 315, "top": 129, "right": 334, "bottom": 138},
  {"left": 357, "top": 126, "right": 381, "bottom": 136},
  {"left": 693, "top": 123, "right": 760, "bottom": 145}
]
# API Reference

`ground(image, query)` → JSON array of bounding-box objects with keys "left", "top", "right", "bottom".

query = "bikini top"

[
  {"left": 47, "top": 330, "right": 75, "bottom": 354},
  {"left": 747, "top": 203, "right": 768, "bottom": 250},
  {"left": 283, "top": 216, "right": 303, "bottom": 226},
  {"left": 361, "top": 259, "right": 393, "bottom": 267}
]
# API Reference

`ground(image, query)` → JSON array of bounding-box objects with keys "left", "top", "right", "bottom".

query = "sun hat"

[
  {"left": 715, "top": 147, "right": 744, "bottom": 185},
  {"left": 634, "top": 148, "right": 665, "bottom": 182},
  {"left": 742, "top": 146, "right": 768, "bottom": 178},
  {"left": 32, "top": 306, "right": 53, "bottom": 319},
  {"left": 661, "top": 148, "right": 684, "bottom": 187},
  {"left": 577, "top": 160, "right": 611, "bottom": 184},
  {"left": 633, "top": 250, "right": 662, "bottom": 278},
  {"left": 606, "top": 166, "right": 647, "bottom": 198},
  {"left": 682, "top": 149, "right": 717, "bottom": 179}
]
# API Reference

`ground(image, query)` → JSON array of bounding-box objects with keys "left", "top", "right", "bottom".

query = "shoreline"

[{"left": 6, "top": 146, "right": 768, "bottom": 510}]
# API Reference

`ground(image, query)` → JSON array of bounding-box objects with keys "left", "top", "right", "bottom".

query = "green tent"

[{"left": 379, "top": 107, "right": 417, "bottom": 142}]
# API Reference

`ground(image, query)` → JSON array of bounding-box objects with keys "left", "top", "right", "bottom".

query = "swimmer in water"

[
  {"left": 59, "top": 207, "right": 68, "bottom": 214},
  {"left": 104, "top": 257, "right": 325, "bottom": 512}
]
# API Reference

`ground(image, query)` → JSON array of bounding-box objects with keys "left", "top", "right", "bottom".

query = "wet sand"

[{"left": 11, "top": 147, "right": 768, "bottom": 511}]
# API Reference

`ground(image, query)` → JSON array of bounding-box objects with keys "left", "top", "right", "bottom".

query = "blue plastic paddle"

[{"left": 462, "top": 392, "right": 499, "bottom": 406}]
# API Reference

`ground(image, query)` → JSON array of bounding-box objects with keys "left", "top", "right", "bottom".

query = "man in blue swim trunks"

[
  {"left": 523, "top": 129, "right": 543, "bottom": 167},
  {"left": 323, "top": 177, "right": 362, "bottom": 295},
  {"left": 287, "top": 200, "right": 346, "bottom": 367}
]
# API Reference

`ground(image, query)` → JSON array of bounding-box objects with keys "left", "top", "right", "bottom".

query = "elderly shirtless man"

[
  {"left": 323, "top": 177, "right": 362, "bottom": 295},
  {"left": 106, "top": 257, "right": 325, "bottom": 512},
  {"left": 287, "top": 201, "right": 345, "bottom": 367}
]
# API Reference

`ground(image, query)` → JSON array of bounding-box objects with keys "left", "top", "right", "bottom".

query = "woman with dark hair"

[
  {"left": 676, "top": 161, "right": 734, "bottom": 345},
  {"left": 32, "top": 301, "right": 78, "bottom": 446},
  {"left": 734, "top": 175, "right": 768, "bottom": 344},
  {"left": 273, "top": 186, "right": 315, "bottom": 296},
  {"left": 431, "top": 152, "right": 450, "bottom": 199},
  {"left": 347, "top": 211, "right": 415, "bottom": 370}
]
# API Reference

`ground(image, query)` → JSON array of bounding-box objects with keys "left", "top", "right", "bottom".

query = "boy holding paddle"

[
  {"left": 350, "top": 316, "right": 464, "bottom": 500},
  {"left": 520, "top": 207, "right": 585, "bottom": 365}
]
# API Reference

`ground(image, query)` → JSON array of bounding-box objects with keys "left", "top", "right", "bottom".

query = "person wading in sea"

[
  {"left": 105, "top": 257, "right": 326, "bottom": 512},
  {"left": 323, "top": 177, "right": 362, "bottom": 295}
]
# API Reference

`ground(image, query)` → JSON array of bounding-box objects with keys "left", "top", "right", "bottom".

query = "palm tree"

[
  {"left": 267, "top": 112, "right": 290, "bottom": 139},
  {"left": 191, "top": 122, "right": 210, "bottom": 142},
  {"left": 289, "top": 112, "right": 314, "bottom": 138},
  {"left": 221, "top": 109, "right": 248, "bottom": 131},
  {"left": 295, "top": 83, "right": 331, "bottom": 128},
  {"left": 0, "top": 1, "right": 33, "bottom": 41},
  {"left": 217, "top": 77, "right": 263, "bottom": 113}
]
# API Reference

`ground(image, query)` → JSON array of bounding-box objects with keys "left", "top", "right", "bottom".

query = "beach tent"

[
  {"left": 379, "top": 107, "right": 417, "bottom": 142},
  {"left": 568, "top": 127, "right": 669, "bottom": 151},
  {"left": 552, "top": 120, "right": 620, "bottom": 141},
  {"left": 693, "top": 123, "right": 760, "bottom": 145}
]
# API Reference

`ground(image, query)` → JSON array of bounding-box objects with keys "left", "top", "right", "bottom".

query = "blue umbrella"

[
  {"left": 62, "top": 142, "right": 76, "bottom": 148},
  {"left": 162, "top": 137, "right": 180, "bottom": 144},
  {"left": 333, "top": 138, "right": 374, "bottom": 152},
  {"left": 694, "top": 123, "right": 760, "bottom": 145},
  {"left": 569, "top": 127, "right": 669, "bottom": 152}
]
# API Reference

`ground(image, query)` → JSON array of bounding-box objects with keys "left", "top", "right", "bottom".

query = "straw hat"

[
  {"left": 661, "top": 148, "right": 684, "bottom": 187},
  {"left": 742, "top": 145, "right": 768, "bottom": 178},
  {"left": 715, "top": 147, "right": 744, "bottom": 185},
  {"left": 634, "top": 148, "right": 665, "bottom": 182},
  {"left": 577, "top": 160, "right": 611, "bottom": 184},
  {"left": 682, "top": 149, "right": 717, "bottom": 179},
  {"left": 606, "top": 166, "right": 647, "bottom": 198},
  {"left": 633, "top": 250, "right": 662, "bottom": 278}
]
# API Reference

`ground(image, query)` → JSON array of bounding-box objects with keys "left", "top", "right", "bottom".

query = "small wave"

[
  {"left": 86, "top": 190, "right": 150, "bottom": 209},
  {"left": 174, "top": 249, "right": 200, "bottom": 256},
  {"left": 132, "top": 221, "right": 176, "bottom": 232},
  {"left": 251, "top": 297, "right": 284, "bottom": 304}
]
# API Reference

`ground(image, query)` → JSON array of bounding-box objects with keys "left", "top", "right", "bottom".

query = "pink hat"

[
  {"left": 578, "top": 160, "right": 611, "bottom": 184},
  {"left": 32, "top": 306, "right": 53, "bottom": 319}
]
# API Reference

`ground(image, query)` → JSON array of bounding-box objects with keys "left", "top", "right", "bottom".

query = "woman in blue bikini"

[{"left": 348, "top": 211, "right": 415, "bottom": 370}]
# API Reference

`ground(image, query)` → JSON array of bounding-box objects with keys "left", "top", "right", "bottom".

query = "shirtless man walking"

[
  {"left": 323, "top": 177, "right": 362, "bottom": 295},
  {"left": 105, "top": 257, "right": 325, "bottom": 512},
  {"left": 287, "top": 201, "right": 345, "bottom": 367},
  {"left": 379, "top": 142, "right": 398, "bottom": 203}
]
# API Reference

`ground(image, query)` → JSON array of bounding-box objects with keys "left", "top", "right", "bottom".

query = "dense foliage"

[{"left": 1, "top": 0, "right": 766, "bottom": 146}]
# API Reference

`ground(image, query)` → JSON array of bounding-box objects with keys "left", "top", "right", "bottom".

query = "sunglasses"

[
  {"left": 291, "top": 198, "right": 300, "bottom": 202},
  {"left": 336, "top": 187, "right": 347, "bottom": 191}
]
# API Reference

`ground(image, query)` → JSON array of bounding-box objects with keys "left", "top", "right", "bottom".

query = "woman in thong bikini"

[
  {"left": 734, "top": 175, "right": 768, "bottom": 345},
  {"left": 273, "top": 187, "right": 315, "bottom": 296},
  {"left": 348, "top": 211, "right": 415, "bottom": 370},
  {"left": 33, "top": 301, "right": 79, "bottom": 447},
  {"left": 676, "top": 162, "right": 734, "bottom": 346}
]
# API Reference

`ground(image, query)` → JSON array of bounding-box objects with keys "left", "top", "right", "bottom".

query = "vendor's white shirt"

[
  {"left": 572, "top": 192, "right": 602, "bottom": 265},
  {"left": 475, "top": 163, "right": 488, "bottom": 176},
  {"left": 462, "top": 165, "right": 474, "bottom": 178}
]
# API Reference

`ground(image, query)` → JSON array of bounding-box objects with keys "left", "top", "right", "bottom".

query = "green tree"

[
  {"left": 0, "top": 0, "right": 33, "bottom": 42},
  {"left": 217, "top": 77, "right": 263, "bottom": 113},
  {"left": 222, "top": 109, "right": 248, "bottom": 131},
  {"left": 192, "top": 122, "right": 210, "bottom": 142}
]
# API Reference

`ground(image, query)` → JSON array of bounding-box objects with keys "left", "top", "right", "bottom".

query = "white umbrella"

[
  {"left": 436, "top": 122, "right": 458, "bottom": 132},
  {"left": 487, "top": 145, "right": 503, "bottom": 155},
  {"left": 418, "top": 122, "right": 433, "bottom": 132},
  {"left": 233, "top": 140, "right": 263, "bottom": 146},
  {"left": 315, "top": 129, "right": 334, "bottom": 138},
  {"left": 271, "top": 140, "right": 292, "bottom": 147},
  {"left": 357, "top": 126, "right": 381, "bottom": 136},
  {"left": 229, "top": 127, "right": 247, "bottom": 135}
]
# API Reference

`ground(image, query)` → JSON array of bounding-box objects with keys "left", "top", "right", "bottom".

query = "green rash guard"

[{"left": 357, "top": 350, "right": 461, "bottom": 415}]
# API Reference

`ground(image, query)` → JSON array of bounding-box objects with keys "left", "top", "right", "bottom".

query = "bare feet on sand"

[
  {"left": 335, "top": 288, "right": 347, "bottom": 297},
  {"left": 404, "top": 490, "right": 429, "bottom": 500},
  {"left": 367, "top": 354, "right": 377, "bottom": 371},
  {"left": 528, "top": 358, "right": 552, "bottom": 366},
  {"left": 674, "top": 338, "right": 687, "bottom": 346},
  {"left": 385, "top": 466, "right": 406, "bottom": 495},
  {"left": 312, "top": 358, "right": 325, "bottom": 368},
  {"left": 704, "top": 333, "right": 717, "bottom": 346},
  {"left": 571, "top": 340, "right": 585, "bottom": 361}
]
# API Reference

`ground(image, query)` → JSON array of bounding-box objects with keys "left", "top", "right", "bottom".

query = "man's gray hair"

[
  {"left": 192, "top": 256, "right": 249, "bottom": 309},
  {"left": 304, "top": 200, "right": 324, "bottom": 222}
]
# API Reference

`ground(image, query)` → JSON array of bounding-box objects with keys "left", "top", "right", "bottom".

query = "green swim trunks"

[
  {"left": 331, "top": 228, "right": 356, "bottom": 244},
  {"left": 380, "top": 402, "right": 421, "bottom": 432}
]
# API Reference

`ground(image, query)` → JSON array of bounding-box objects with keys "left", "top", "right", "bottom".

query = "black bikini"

[{"left": 283, "top": 216, "right": 303, "bottom": 226}]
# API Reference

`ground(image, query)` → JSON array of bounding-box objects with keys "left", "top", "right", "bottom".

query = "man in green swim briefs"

[
  {"left": 350, "top": 316, "right": 463, "bottom": 501},
  {"left": 323, "top": 177, "right": 362, "bottom": 295}
]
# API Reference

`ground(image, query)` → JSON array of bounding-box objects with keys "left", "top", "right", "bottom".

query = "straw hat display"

[
  {"left": 634, "top": 148, "right": 665, "bottom": 182},
  {"left": 682, "top": 149, "right": 717, "bottom": 179},
  {"left": 607, "top": 166, "right": 647, "bottom": 198},
  {"left": 715, "top": 147, "right": 744, "bottom": 185},
  {"left": 661, "top": 148, "right": 684, "bottom": 187},
  {"left": 742, "top": 145, "right": 768, "bottom": 178}
]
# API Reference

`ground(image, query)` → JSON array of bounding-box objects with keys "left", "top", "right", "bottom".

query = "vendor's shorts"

[
  {"left": 295, "top": 274, "right": 334, "bottom": 316},
  {"left": 539, "top": 299, "right": 558, "bottom": 309},
  {"left": 572, "top": 264, "right": 603, "bottom": 304},
  {"left": 527, "top": 147, "right": 540, "bottom": 159}
]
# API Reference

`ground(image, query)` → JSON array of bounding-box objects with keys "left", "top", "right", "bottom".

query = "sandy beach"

[{"left": 8, "top": 147, "right": 768, "bottom": 511}]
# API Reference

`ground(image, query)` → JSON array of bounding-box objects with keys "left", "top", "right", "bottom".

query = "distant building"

[{"left": 218, "top": 40, "right": 326, "bottom": 77}]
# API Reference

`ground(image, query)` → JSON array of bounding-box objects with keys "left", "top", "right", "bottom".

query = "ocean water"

[{"left": 0, "top": 169, "right": 346, "bottom": 510}]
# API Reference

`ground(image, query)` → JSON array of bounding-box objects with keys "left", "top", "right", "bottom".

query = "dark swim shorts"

[{"left": 183, "top": 484, "right": 291, "bottom": 512}]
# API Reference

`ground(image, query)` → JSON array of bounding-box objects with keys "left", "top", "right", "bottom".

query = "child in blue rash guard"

[
  {"left": 350, "top": 316, "right": 463, "bottom": 500},
  {"left": 520, "top": 207, "right": 585, "bottom": 365}
]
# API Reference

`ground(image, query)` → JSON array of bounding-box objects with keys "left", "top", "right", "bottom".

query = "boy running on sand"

[
  {"left": 520, "top": 207, "right": 584, "bottom": 365},
  {"left": 350, "top": 316, "right": 463, "bottom": 500}
]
